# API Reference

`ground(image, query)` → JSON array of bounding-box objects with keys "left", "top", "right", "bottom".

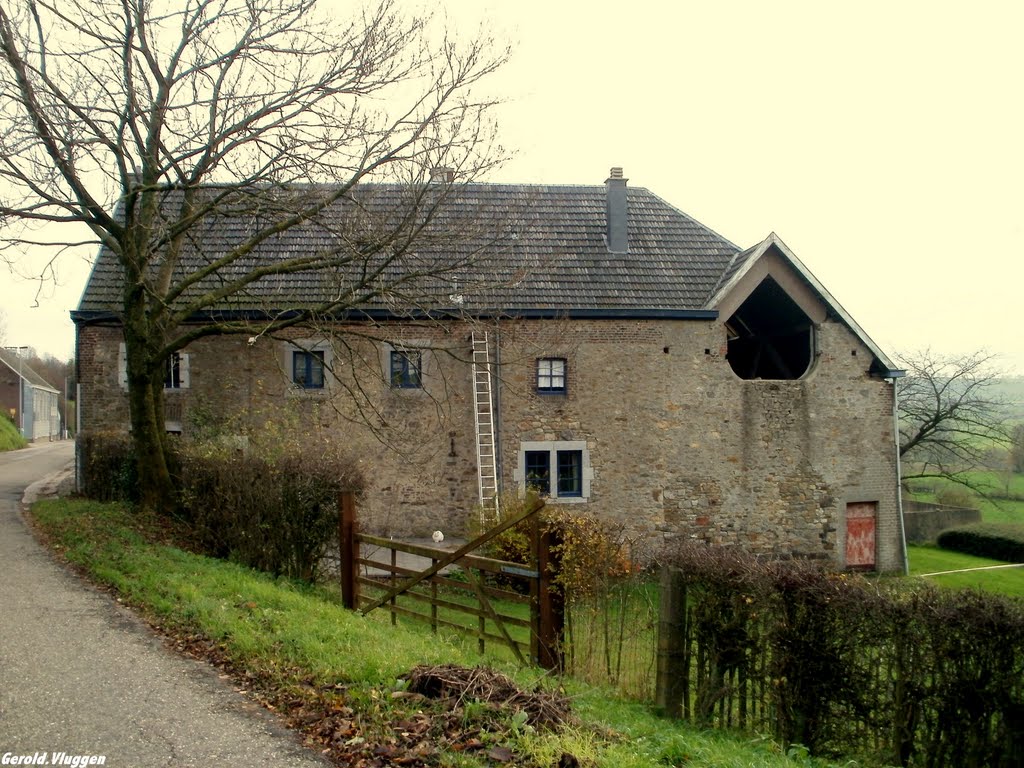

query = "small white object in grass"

[{"left": 432, "top": 530, "right": 444, "bottom": 543}]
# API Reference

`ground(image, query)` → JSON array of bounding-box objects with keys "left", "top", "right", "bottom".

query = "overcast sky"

[{"left": 2, "top": 0, "right": 1022, "bottom": 374}]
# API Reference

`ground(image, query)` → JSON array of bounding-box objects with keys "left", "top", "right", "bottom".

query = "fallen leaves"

[
  {"left": 114, "top": 612, "right": 577, "bottom": 766},
  {"left": 404, "top": 664, "right": 575, "bottom": 730}
]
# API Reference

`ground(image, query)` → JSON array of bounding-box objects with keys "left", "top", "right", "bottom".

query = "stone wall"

[
  {"left": 494, "top": 317, "right": 902, "bottom": 571},
  {"left": 77, "top": 314, "right": 903, "bottom": 570},
  {"left": 77, "top": 324, "right": 130, "bottom": 429},
  {"left": 903, "top": 500, "right": 981, "bottom": 543},
  {"left": 77, "top": 322, "right": 479, "bottom": 537}
]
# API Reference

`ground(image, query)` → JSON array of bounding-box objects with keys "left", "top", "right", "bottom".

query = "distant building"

[{"left": 0, "top": 348, "right": 61, "bottom": 441}]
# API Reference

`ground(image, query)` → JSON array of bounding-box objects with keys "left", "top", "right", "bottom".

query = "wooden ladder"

[{"left": 471, "top": 330, "right": 500, "bottom": 517}]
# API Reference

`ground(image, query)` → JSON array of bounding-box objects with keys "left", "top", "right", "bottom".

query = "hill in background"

[{"left": 992, "top": 376, "right": 1024, "bottom": 421}]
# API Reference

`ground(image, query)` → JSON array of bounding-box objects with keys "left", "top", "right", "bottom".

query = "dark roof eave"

[
  {"left": 868, "top": 359, "right": 906, "bottom": 379},
  {"left": 72, "top": 307, "right": 720, "bottom": 324},
  {"left": 71, "top": 310, "right": 119, "bottom": 323},
  {"left": 470, "top": 308, "right": 718, "bottom": 320}
]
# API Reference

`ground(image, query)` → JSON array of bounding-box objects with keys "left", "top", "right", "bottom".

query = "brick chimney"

[
  {"left": 605, "top": 167, "right": 628, "bottom": 253},
  {"left": 430, "top": 166, "right": 455, "bottom": 183}
]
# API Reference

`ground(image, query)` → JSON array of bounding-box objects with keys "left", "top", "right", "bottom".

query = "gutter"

[
  {"left": 71, "top": 307, "right": 721, "bottom": 324},
  {"left": 891, "top": 377, "right": 909, "bottom": 575}
]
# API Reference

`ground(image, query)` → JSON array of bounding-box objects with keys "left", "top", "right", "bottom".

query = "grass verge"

[
  {"left": 0, "top": 416, "right": 27, "bottom": 451},
  {"left": 28, "top": 497, "right": 856, "bottom": 768}
]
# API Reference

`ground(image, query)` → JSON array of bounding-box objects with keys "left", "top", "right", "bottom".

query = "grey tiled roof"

[
  {"left": 0, "top": 349, "right": 59, "bottom": 391},
  {"left": 76, "top": 182, "right": 748, "bottom": 318}
]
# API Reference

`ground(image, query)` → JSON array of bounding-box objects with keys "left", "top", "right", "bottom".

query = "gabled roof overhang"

[{"left": 706, "top": 233, "right": 904, "bottom": 378}]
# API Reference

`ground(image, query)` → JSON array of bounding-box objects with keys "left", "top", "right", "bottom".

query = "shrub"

[
  {"left": 473, "top": 494, "right": 654, "bottom": 693},
  {"left": 177, "top": 438, "right": 363, "bottom": 582},
  {"left": 471, "top": 493, "right": 535, "bottom": 568},
  {"left": 78, "top": 417, "right": 365, "bottom": 583},
  {"left": 935, "top": 484, "right": 979, "bottom": 509},
  {"left": 937, "top": 522, "right": 1024, "bottom": 563},
  {"left": 656, "top": 542, "right": 1024, "bottom": 765},
  {"left": 77, "top": 430, "right": 138, "bottom": 502},
  {"left": 471, "top": 494, "right": 644, "bottom": 594}
]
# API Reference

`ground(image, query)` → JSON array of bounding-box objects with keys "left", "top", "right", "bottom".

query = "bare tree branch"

[
  {"left": 0, "top": 0, "right": 511, "bottom": 510},
  {"left": 897, "top": 349, "right": 1012, "bottom": 500}
]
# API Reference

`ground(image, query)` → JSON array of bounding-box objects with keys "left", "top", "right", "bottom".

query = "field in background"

[
  {"left": 905, "top": 467, "right": 1024, "bottom": 524},
  {"left": 906, "top": 544, "right": 1024, "bottom": 597}
]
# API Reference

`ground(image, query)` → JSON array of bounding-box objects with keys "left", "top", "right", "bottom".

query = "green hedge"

[
  {"left": 77, "top": 431, "right": 364, "bottom": 582},
  {"left": 177, "top": 443, "right": 363, "bottom": 582},
  {"left": 77, "top": 430, "right": 139, "bottom": 502},
  {"left": 658, "top": 545, "right": 1024, "bottom": 766},
  {"left": 937, "top": 523, "right": 1024, "bottom": 563}
]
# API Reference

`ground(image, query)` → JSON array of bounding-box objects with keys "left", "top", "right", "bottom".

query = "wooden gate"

[
  {"left": 337, "top": 493, "right": 564, "bottom": 670},
  {"left": 845, "top": 501, "right": 877, "bottom": 569}
]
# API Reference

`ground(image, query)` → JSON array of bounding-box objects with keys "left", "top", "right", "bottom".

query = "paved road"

[{"left": 0, "top": 441, "right": 329, "bottom": 767}]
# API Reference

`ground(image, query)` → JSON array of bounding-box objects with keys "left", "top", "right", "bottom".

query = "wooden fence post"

[
  {"left": 339, "top": 491, "right": 357, "bottom": 610},
  {"left": 656, "top": 565, "right": 687, "bottom": 719},
  {"left": 533, "top": 520, "right": 565, "bottom": 671}
]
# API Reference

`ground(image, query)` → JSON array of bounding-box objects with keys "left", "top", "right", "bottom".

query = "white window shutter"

[
  {"left": 179, "top": 353, "right": 190, "bottom": 389},
  {"left": 118, "top": 343, "right": 128, "bottom": 390}
]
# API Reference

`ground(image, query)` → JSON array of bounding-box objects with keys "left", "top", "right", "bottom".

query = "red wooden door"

[{"left": 845, "top": 502, "right": 877, "bottom": 569}]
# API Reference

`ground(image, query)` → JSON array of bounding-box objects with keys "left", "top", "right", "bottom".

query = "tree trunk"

[
  {"left": 123, "top": 310, "right": 174, "bottom": 514},
  {"left": 127, "top": 362, "right": 174, "bottom": 513}
]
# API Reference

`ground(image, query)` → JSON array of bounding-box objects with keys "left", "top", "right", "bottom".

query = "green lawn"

[
  {"left": 969, "top": 469, "right": 1024, "bottom": 498},
  {"left": 976, "top": 495, "right": 1024, "bottom": 524},
  {"left": 906, "top": 544, "right": 1024, "bottom": 597},
  {"left": 903, "top": 468, "right": 1024, "bottom": 586}
]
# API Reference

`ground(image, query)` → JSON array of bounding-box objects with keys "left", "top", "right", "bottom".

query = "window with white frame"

[
  {"left": 164, "top": 351, "right": 188, "bottom": 389},
  {"left": 284, "top": 340, "right": 332, "bottom": 393},
  {"left": 536, "top": 357, "right": 566, "bottom": 394},
  {"left": 390, "top": 349, "right": 422, "bottom": 389},
  {"left": 118, "top": 344, "right": 189, "bottom": 390},
  {"left": 517, "top": 440, "right": 591, "bottom": 502},
  {"left": 292, "top": 349, "right": 325, "bottom": 389}
]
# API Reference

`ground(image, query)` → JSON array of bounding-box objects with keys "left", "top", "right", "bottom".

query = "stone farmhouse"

[{"left": 73, "top": 169, "right": 906, "bottom": 572}]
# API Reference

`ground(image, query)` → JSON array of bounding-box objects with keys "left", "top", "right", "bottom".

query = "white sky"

[{"left": 2, "top": 0, "right": 1022, "bottom": 373}]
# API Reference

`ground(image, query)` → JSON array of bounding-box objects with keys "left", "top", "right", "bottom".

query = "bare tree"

[
  {"left": 0, "top": 0, "right": 509, "bottom": 510},
  {"left": 1011, "top": 424, "right": 1024, "bottom": 475},
  {"left": 898, "top": 349, "right": 1011, "bottom": 499}
]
